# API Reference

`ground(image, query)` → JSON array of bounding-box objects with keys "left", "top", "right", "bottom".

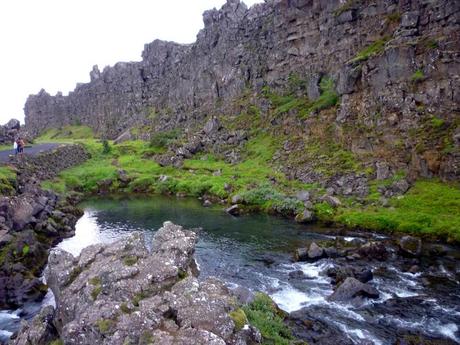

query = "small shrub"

[
  {"left": 89, "top": 276, "right": 101, "bottom": 286},
  {"left": 48, "top": 340, "right": 64, "bottom": 345},
  {"left": 21, "top": 245, "right": 30, "bottom": 256},
  {"left": 422, "top": 38, "right": 439, "bottom": 49},
  {"left": 91, "top": 285, "right": 102, "bottom": 300},
  {"left": 102, "top": 140, "right": 111, "bottom": 154},
  {"left": 64, "top": 266, "right": 82, "bottom": 287},
  {"left": 334, "top": 0, "right": 358, "bottom": 16},
  {"left": 287, "top": 72, "right": 307, "bottom": 92},
  {"left": 149, "top": 129, "right": 181, "bottom": 149},
  {"left": 139, "top": 331, "right": 154, "bottom": 344},
  {"left": 178, "top": 269, "right": 188, "bottom": 280},
  {"left": 314, "top": 202, "right": 335, "bottom": 221},
  {"left": 411, "top": 69, "right": 425, "bottom": 83}
]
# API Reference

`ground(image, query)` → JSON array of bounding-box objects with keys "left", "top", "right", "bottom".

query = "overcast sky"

[{"left": 0, "top": 0, "right": 263, "bottom": 125}]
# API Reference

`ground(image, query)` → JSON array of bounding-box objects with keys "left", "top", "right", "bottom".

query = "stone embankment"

[
  {"left": 0, "top": 145, "right": 90, "bottom": 309},
  {"left": 12, "top": 222, "right": 262, "bottom": 345}
]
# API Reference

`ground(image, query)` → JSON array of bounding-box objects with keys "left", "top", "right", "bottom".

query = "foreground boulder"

[
  {"left": 14, "top": 222, "right": 260, "bottom": 345},
  {"left": 326, "top": 265, "right": 373, "bottom": 285},
  {"left": 11, "top": 306, "right": 58, "bottom": 345},
  {"left": 327, "top": 277, "right": 379, "bottom": 303},
  {"left": 399, "top": 236, "right": 422, "bottom": 257}
]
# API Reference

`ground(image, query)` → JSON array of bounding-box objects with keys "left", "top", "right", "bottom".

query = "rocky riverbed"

[{"left": 5, "top": 196, "right": 459, "bottom": 345}]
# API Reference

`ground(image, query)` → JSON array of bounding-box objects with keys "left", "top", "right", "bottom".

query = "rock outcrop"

[
  {"left": 0, "top": 119, "right": 21, "bottom": 145},
  {"left": 0, "top": 145, "right": 90, "bottom": 309},
  {"left": 24, "top": 0, "right": 460, "bottom": 183},
  {"left": 13, "top": 222, "right": 260, "bottom": 345}
]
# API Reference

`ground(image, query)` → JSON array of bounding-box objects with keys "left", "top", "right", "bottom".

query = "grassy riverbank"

[{"left": 38, "top": 126, "right": 460, "bottom": 243}]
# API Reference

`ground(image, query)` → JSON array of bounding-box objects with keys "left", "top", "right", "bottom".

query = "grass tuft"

[
  {"left": 243, "top": 293, "right": 293, "bottom": 345},
  {"left": 229, "top": 308, "right": 248, "bottom": 331},
  {"left": 411, "top": 69, "right": 425, "bottom": 83},
  {"left": 351, "top": 37, "right": 389, "bottom": 63}
]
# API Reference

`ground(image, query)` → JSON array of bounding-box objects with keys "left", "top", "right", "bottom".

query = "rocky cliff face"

[{"left": 24, "top": 0, "right": 460, "bottom": 181}]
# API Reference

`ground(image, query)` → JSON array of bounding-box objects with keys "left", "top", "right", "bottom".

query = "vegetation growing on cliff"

[
  {"left": 262, "top": 76, "right": 339, "bottom": 118},
  {"left": 351, "top": 36, "right": 389, "bottom": 63},
  {"left": 38, "top": 124, "right": 460, "bottom": 243},
  {"left": 36, "top": 125, "right": 94, "bottom": 142}
]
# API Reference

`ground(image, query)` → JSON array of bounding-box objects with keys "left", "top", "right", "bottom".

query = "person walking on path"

[
  {"left": 17, "top": 137, "right": 25, "bottom": 156},
  {"left": 13, "top": 139, "right": 18, "bottom": 155}
]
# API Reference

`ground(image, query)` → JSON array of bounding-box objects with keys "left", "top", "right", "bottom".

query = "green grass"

[
  {"left": 41, "top": 134, "right": 311, "bottom": 217},
  {"left": 302, "top": 141, "right": 361, "bottom": 177},
  {"left": 229, "top": 308, "right": 248, "bottom": 331},
  {"left": 336, "top": 180, "right": 460, "bottom": 242},
  {"left": 430, "top": 116, "right": 445, "bottom": 129},
  {"left": 36, "top": 125, "right": 94, "bottom": 142},
  {"left": 242, "top": 293, "right": 293, "bottom": 345},
  {"left": 0, "top": 166, "right": 16, "bottom": 195},
  {"left": 0, "top": 144, "right": 13, "bottom": 151},
  {"left": 308, "top": 77, "right": 339, "bottom": 114},
  {"left": 351, "top": 37, "right": 389, "bottom": 63}
]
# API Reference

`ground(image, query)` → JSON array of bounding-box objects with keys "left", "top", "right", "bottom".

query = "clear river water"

[{"left": 1, "top": 195, "right": 459, "bottom": 344}]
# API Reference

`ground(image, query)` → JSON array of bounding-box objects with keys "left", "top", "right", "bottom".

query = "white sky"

[{"left": 0, "top": 0, "right": 263, "bottom": 125}]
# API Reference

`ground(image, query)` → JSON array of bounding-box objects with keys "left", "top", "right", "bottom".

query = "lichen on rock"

[{"left": 14, "top": 222, "right": 262, "bottom": 345}]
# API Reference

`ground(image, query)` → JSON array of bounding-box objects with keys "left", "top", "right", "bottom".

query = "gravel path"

[{"left": 0, "top": 143, "right": 61, "bottom": 163}]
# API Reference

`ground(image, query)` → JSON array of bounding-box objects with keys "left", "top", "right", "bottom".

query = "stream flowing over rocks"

[
  {"left": 5, "top": 197, "right": 459, "bottom": 345},
  {"left": 11, "top": 222, "right": 261, "bottom": 345}
]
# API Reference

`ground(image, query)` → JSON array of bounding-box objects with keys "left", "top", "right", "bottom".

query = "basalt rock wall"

[{"left": 24, "top": 0, "right": 460, "bottom": 179}]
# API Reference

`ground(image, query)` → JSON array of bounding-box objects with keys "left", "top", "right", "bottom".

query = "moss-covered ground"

[{"left": 0, "top": 165, "right": 16, "bottom": 196}]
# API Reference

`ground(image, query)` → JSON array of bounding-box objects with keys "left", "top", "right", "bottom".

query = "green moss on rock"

[{"left": 229, "top": 308, "right": 248, "bottom": 331}]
